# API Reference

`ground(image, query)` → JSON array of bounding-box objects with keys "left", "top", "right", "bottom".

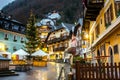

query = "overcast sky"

[{"left": 0, "top": 0, "right": 15, "bottom": 10}]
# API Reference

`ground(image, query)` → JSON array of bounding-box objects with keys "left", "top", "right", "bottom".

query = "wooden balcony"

[
  {"left": 52, "top": 38, "right": 58, "bottom": 43},
  {"left": 59, "top": 47, "right": 66, "bottom": 51},
  {"left": 47, "top": 40, "right": 53, "bottom": 44},
  {"left": 53, "top": 48, "right": 58, "bottom": 52},
  {"left": 56, "top": 38, "right": 61, "bottom": 42},
  {"left": 85, "top": 0, "right": 104, "bottom": 21},
  {"left": 61, "top": 35, "right": 70, "bottom": 41},
  {"left": 53, "top": 47, "right": 66, "bottom": 52},
  {"left": 47, "top": 36, "right": 70, "bottom": 44}
]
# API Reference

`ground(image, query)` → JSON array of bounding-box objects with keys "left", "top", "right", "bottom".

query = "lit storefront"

[{"left": 0, "top": 43, "right": 5, "bottom": 51}]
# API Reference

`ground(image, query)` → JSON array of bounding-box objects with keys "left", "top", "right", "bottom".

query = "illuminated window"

[
  {"left": 92, "top": 32, "right": 94, "bottom": 43},
  {"left": 104, "top": 5, "right": 113, "bottom": 28},
  {"left": 95, "top": 24, "right": 100, "bottom": 38},
  {"left": 5, "top": 45, "right": 8, "bottom": 51},
  {"left": 0, "top": 43, "right": 5, "bottom": 51},
  {"left": 100, "top": 44, "right": 106, "bottom": 56}
]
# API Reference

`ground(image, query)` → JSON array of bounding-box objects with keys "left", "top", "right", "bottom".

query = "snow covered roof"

[
  {"left": 35, "top": 18, "right": 55, "bottom": 27},
  {"left": 62, "top": 23, "right": 74, "bottom": 32},
  {"left": 49, "top": 23, "right": 74, "bottom": 33},
  {"left": 47, "top": 12, "right": 61, "bottom": 20},
  {"left": 78, "top": 18, "right": 83, "bottom": 27},
  {"left": 32, "top": 49, "right": 48, "bottom": 56}
]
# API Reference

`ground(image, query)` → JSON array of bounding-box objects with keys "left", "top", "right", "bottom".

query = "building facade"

[
  {"left": 46, "top": 23, "right": 74, "bottom": 61},
  {"left": 82, "top": 0, "right": 120, "bottom": 63},
  {"left": 0, "top": 12, "right": 26, "bottom": 53}
]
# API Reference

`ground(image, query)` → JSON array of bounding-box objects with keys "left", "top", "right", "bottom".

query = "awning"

[
  {"left": 12, "top": 49, "right": 29, "bottom": 56},
  {"left": 65, "top": 47, "right": 76, "bottom": 55},
  {"left": 0, "top": 51, "right": 11, "bottom": 59},
  {"left": 0, "top": 55, "right": 10, "bottom": 61},
  {"left": 32, "top": 49, "right": 48, "bottom": 56}
]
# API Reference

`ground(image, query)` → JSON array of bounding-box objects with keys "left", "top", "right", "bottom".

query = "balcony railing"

[
  {"left": 61, "top": 35, "right": 70, "bottom": 41},
  {"left": 47, "top": 35, "right": 70, "bottom": 44},
  {"left": 4, "top": 37, "right": 8, "bottom": 40},
  {"left": 47, "top": 40, "right": 53, "bottom": 44},
  {"left": 59, "top": 47, "right": 66, "bottom": 51},
  {"left": 84, "top": 0, "right": 104, "bottom": 21},
  {"left": 53, "top": 47, "right": 66, "bottom": 52},
  {"left": 87, "top": 0, "right": 104, "bottom": 3},
  {"left": 52, "top": 38, "right": 58, "bottom": 43},
  {"left": 56, "top": 38, "right": 61, "bottom": 42}
]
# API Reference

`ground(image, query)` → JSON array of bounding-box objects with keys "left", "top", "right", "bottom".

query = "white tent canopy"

[
  {"left": 12, "top": 49, "right": 29, "bottom": 56},
  {"left": 0, "top": 51, "right": 11, "bottom": 59},
  {"left": 32, "top": 49, "right": 48, "bottom": 56},
  {"left": 0, "top": 51, "right": 11, "bottom": 55}
]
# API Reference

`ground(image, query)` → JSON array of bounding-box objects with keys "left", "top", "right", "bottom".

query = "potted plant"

[{"left": 71, "top": 55, "right": 85, "bottom": 68}]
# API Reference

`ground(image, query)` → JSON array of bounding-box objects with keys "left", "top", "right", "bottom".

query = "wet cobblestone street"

[{"left": 0, "top": 62, "right": 70, "bottom": 80}]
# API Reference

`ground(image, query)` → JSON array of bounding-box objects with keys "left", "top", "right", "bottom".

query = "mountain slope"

[{"left": 2, "top": 0, "right": 83, "bottom": 25}]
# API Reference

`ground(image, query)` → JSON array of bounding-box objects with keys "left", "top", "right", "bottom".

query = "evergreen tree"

[{"left": 25, "top": 11, "right": 41, "bottom": 58}]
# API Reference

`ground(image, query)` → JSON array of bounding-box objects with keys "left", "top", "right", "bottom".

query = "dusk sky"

[{"left": 0, "top": 0, "right": 15, "bottom": 10}]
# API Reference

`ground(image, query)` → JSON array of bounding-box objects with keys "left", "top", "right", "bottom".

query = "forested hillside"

[{"left": 2, "top": 0, "right": 83, "bottom": 24}]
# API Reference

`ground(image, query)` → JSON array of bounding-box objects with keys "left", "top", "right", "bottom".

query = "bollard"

[{"left": 68, "top": 68, "right": 74, "bottom": 80}]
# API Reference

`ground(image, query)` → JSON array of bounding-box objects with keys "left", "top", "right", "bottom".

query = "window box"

[
  {"left": 13, "top": 40, "right": 17, "bottom": 42},
  {"left": 96, "top": 34, "right": 99, "bottom": 38},
  {"left": 5, "top": 47, "right": 8, "bottom": 51},
  {"left": 105, "top": 22, "right": 111, "bottom": 28},
  {"left": 13, "top": 47, "right": 17, "bottom": 51},
  {"left": 21, "top": 41, "right": 24, "bottom": 43},
  {"left": 4, "top": 38, "right": 8, "bottom": 40}
]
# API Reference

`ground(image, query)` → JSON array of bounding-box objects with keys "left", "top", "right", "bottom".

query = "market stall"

[
  {"left": 12, "top": 49, "right": 29, "bottom": 65},
  {"left": 0, "top": 51, "right": 11, "bottom": 59},
  {"left": 32, "top": 49, "right": 48, "bottom": 67}
]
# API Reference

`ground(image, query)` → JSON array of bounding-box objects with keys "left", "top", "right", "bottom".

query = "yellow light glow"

[
  {"left": 42, "top": 48, "right": 47, "bottom": 52},
  {"left": 85, "top": 34, "right": 89, "bottom": 39},
  {"left": 36, "top": 47, "right": 40, "bottom": 51},
  {"left": 41, "top": 26, "right": 48, "bottom": 29},
  {"left": 41, "top": 33, "right": 48, "bottom": 35},
  {"left": 0, "top": 43, "right": 5, "bottom": 51}
]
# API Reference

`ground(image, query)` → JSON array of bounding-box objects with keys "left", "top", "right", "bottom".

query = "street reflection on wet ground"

[{"left": 0, "top": 62, "right": 67, "bottom": 80}]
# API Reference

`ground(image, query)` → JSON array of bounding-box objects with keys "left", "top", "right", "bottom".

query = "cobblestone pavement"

[{"left": 0, "top": 62, "right": 71, "bottom": 80}]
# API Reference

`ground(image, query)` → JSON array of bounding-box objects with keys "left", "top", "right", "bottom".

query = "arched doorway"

[{"left": 108, "top": 47, "right": 113, "bottom": 63}]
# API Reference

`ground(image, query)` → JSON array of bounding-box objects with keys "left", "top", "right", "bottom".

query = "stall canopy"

[
  {"left": 32, "top": 49, "right": 48, "bottom": 56},
  {"left": 0, "top": 55, "right": 10, "bottom": 61},
  {"left": 0, "top": 51, "right": 11, "bottom": 55},
  {"left": 0, "top": 51, "right": 11, "bottom": 59},
  {"left": 12, "top": 49, "right": 29, "bottom": 56}
]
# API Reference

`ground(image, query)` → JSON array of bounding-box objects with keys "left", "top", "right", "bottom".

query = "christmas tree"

[{"left": 25, "top": 11, "right": 41, "bottom": 59}]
